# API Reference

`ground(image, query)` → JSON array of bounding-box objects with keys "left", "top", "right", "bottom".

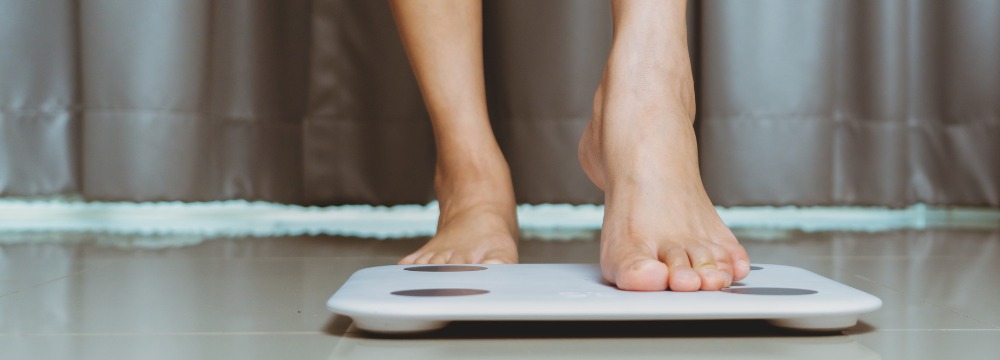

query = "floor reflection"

[{"left": 3, "top": 229, "right": 999, "bottom": 359}]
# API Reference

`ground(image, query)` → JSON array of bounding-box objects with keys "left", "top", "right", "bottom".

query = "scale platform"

[{"left": 327, "top": 263, "right": 882, "bottom": 334}]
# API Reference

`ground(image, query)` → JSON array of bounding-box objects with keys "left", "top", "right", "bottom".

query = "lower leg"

[
  {"left": 389, "top": 0, "right": 518, "bottom": 264},
  {"left": 580, "top": 0, "right": 749, "bottom": 290}
]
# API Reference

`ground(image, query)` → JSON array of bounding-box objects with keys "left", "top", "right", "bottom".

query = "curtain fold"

[
  {"left": 697, "top": 0, "right": 1000, "bottom": 206},
  {"left": 1, "top": 0, "right": 997, "bottom": 206}
]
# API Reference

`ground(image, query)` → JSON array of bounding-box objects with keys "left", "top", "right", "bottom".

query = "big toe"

[{"left": 610, "top": 257, "right": 669, "bottom": 291}]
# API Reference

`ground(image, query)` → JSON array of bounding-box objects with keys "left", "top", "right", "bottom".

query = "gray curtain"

[{"left": 1, "top": 0, "right": 997, "bottom": 207}]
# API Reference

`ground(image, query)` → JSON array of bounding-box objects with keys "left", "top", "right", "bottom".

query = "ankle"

[
  {"left": 603, "top": 43, "right": 696, "bottom": 120},
  {"left": 602, "top": 74, "right": 695, "bottom": 121},
  {"left": 434, "top": 147, "right": 512, "bottom": 195}
]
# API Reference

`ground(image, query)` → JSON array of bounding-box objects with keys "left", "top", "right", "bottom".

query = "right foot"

[
  {"left": 399, "top": 148, "right": 519, "bottom": 265},
  {"left": 578, "top": 63, "right": 749, "bottom": 292}
]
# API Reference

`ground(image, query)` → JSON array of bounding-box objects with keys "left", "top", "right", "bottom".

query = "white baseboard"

[{"left": 0, "top": 199, "right": 997, "bottom": 239}]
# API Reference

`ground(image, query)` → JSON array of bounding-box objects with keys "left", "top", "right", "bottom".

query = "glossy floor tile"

[{"left": 2, "top": 229, "right": 999, "bottom": 359}]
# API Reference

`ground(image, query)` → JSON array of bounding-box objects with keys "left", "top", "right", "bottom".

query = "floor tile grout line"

[
  {"left": 849, "top": 274, "right": 1000, "bottom": 330},
  {"left": 921, "top": 301, "right": 1000, "bottom": 330},
  {"left": 855, "top": 275, "right": 1000, "bottom": 330},
  {"left": 0, "top": 260, "right": 126, "bottom": 301}
]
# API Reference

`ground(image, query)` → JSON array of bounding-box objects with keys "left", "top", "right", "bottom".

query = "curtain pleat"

[
  {"left": 697, "top": 0, "right": 999, "bottom": 206},
  {"left": 0, "top": 0, "right": 997, "bottom": 206}
]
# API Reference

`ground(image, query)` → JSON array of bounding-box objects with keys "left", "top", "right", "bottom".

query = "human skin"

[
  {"left": 389, "top": 0, "right": 519, "bottom": 265},
  {"left": 389, "top": 0, "right": 750, "bottom": 291}
]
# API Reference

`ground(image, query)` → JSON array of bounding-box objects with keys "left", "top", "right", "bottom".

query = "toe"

[
  {"left": 707, "top": 245, "right": 735, "bottom": 288},
  {"left": 396, "top": 254, "right": 416, "bottom": 265},
  {"left": 664, "top": 248, "right": 700, "bottom": 292},
  {"left": 398, "top": 253, "right": 421, "bottom": 265},
  {"left": 696, "top": 268, "right": 729, "bottom": 291},
  {"left": 724, "top": 242, "right": 751, "bottom": 281},
  {"left": 428, "top": 252, "right": 451, "bottom": 264},
  {"left": 612, "top": 257, "right": 669, "bottom": 291},
  {"left": 603, "top": 240, "right": 668, "bottom": 291},
  {"left": 413, "top": 252, "right": 436, "bottom": 264},
  {"left": 447, "top": 253, "right": 469, "bottom": 264},
  {"left": 688, "top": 246, "right": 727, "bottom": 291}
]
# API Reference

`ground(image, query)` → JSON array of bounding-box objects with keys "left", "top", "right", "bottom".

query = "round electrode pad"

[
  {"left": 722, "top": 287, "right": 817, "bottom": 295},
  {"left": 404, "top": 265, "right": 488, "bottom": 272},
  {"left": 391, "top": 288, "right": 490, "bottom": 297}
]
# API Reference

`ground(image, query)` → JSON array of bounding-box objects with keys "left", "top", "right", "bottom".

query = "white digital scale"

[{"left": 327, "top": 264, "right": 882, "bottom": 334}]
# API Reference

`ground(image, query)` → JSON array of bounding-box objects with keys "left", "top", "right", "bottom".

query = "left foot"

[
  {"left": 579, "top": 52, "right": 750, "bottom": 292},
  {"left": 398, "top": 140, "right": 519, "bottom": 265}
]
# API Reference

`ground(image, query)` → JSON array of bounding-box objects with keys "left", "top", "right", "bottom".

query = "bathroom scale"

[{"left": 326, "top": 264, "right": 882, "bottom": 334}]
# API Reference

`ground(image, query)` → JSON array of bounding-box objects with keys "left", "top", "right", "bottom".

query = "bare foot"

[
  {"left": 399, "top": 147, "right": 519, "bottom": 265},
  {"left": 579, "top": 69, "right": 750, "bottom": 292}
]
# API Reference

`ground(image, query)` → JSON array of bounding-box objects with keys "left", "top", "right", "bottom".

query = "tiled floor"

[{"left": 2, "top": 229, "right": 998, "bottom": 359}]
